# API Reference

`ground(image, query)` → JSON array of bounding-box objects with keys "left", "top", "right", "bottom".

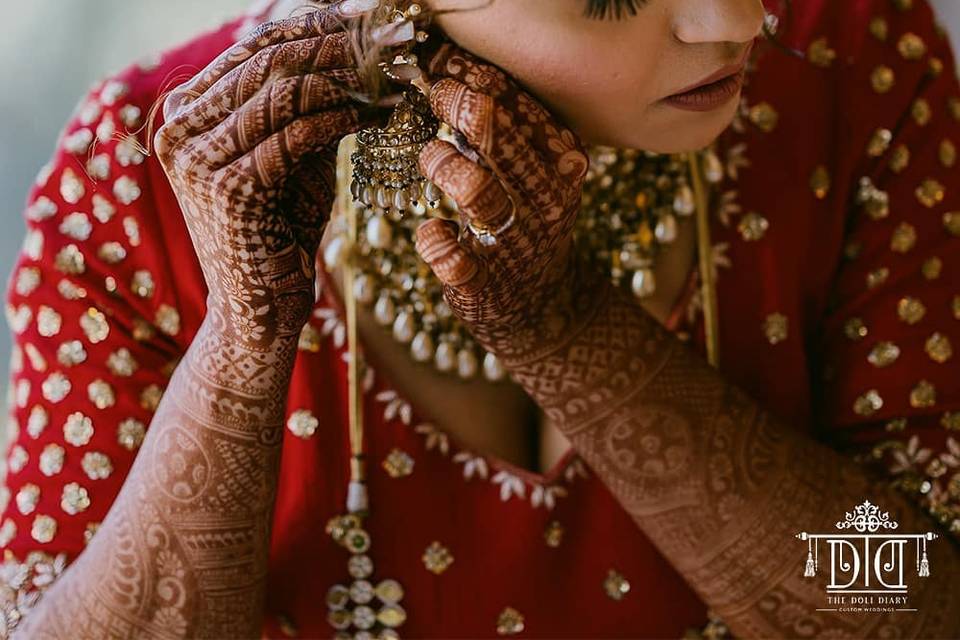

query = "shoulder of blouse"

[{"left": 0, "top": 11, "right": 265, "bottom": 634}]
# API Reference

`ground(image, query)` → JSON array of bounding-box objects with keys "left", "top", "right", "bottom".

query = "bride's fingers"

[
  {"left": 427, "top": 78, "right": 569, "bottom": 218},
  {"left": 414, "top": 218, "right": 486, "bottom": 293},
  {"left": 419, "top": 138, "right": 521, "bottom": 237},
  {"left": 166, "top": 0, "right": 379, "bottom": 115}
]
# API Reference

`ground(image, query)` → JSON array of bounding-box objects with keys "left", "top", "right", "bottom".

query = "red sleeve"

[
  {"left": 0, "top": 71, "right": 187, "bottom": 613},
  {"left": 816, "top": 0, "right": 960, "bottom": 537}
]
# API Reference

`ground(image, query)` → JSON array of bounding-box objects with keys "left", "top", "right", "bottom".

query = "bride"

[{"left": 1, "top": 0, "right": 958, "bottom": 637}]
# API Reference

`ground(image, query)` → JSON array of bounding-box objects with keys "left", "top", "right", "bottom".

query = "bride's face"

[{"left": 426, "top": 0, "right": 766, "bottom": 152}]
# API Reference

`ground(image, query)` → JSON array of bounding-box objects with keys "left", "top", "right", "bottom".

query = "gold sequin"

[
  {"left": 15, "top": 266, "right": 41, "bottom": 297},
  {"left": 944, "top": 212, "right": 960, "bottom": 237},
  {"left": 286, "top": 409, "right": 319, "bottom": 439},
  {"left": 871, "top": 65, "right": 895, "bottom": 93},
  {"left": 113, "top": 176, "right": 141, "bottom": 205},
  {"left": 140, "top": 384, "right": 163, "bottom": 412},
  {"left": 889, "top": 144, "right": 911, "bottom": 173},
  {"left": 422, "top": 541, "right": 454, "bottom": 575},
  {"left": 928, "top": 57, "right": 943, "bottom": 77},
  {"left": 59, "top": 168, "right": 85, "bottom": 204},
  {"left": 63, "top": 411, "right": 93, "bottom": 446},
  {"left": 0, "top": 520, "right": 15, "bottom": 547},
  {"left": 810, "top": 165, "right": 831, "bottom": 199},
  {"left": 910, "top": 380, "right": 936, "bottom": 408},
  {"left": 885, "top": 417, "right": 908, "bottom": 432},
  {"left": 27, "top": 405, "right": 49, "bottom": 438},
  {"left": 868, "top": 341, "right": 901, "bottom": 367},
  {"left": 59, "top": 212, "right": 92, "bottom": 242},
  {"left": 107, "top": 347, "right": 138, "bottom": 376},
  {"left": 23, "top": 343, "right": 47, "bottom": 372},
  {"left": 544, "top": 520, "right": 564, "bottom": 548},
  {"left": 131, "top": 270, "right": 155, "bottom": 298},
  {"left": 898, "top": 297, "right": 926, "bottom": 324},
  {"left": 940, "top": 140, "right": 957, "bottom": 168},
  {"left": 922, "top": 257, "right": 942, "bottom": 280},
  {"left": 26, "top": 195, "right": 57, "bottom": 222},
  {"left": 92, "top": 194, "right": 116, "bottom": 223},
  {"left": 911, "top": 98, "right": 932, "bottom": 126},
  {"left": 737, "top": 212, "right": 769, "bottom": 241},
  {"left": 117, "top": 418, "right": 146, "bottom": 450},
  {"left": 867, "top": 267, "right": 889, "bottom": 289},
  {"left": 87, "top": 379, "right": 115, "bottom": 409},
  {"left": 950, "top": 97, "right": 960, "bottom": 122},
  {"left": 953, "top": 295, "right": 960, "bottom": 320},
  {"left": 807, "top": 37, "right": 836, "bottom": 67},
  {"left": 496, "top": 607, "right": 524, "bottom": 636},
  {"left": 97, "top": 241, "right": 127, "bottom": 264},
  {"left": 80, "top": 307, "right": 109, "bottom": 343},
  {"left": 748, "top": 102, "right": 779, "bottom": 133},
  {"left": 854, "top": 389, "right": 884, "bottom": 416},
  {"left": 155, "top": 304, "right": 181, "bottom": 336},
  {"left": 891, "top": 0, "right": 913, "bottom": 11},
  {"left": 81, "top": 451, "right": 113, "bottom": 480},
  {"left": 41, "top": 372, "right": 71, "bottom": 403},
  {"left": 762, "top": 313, "right": 788, "bottom": 345},
  {"left": 870, "top": 16, "right": 889, "bottom": 40},
  {"left": 916, "top": 179, "right": 945, "bottom": 208},
  {"left": 39, "top": 444, "right": 65, "bottom": 479},
  {"left": 382, "top": 448, "right": 414, "bottom": 478},
  {"left": 54, "top": 244, "right": 85, "bottom": 275},
  {"left": 857, "top": 177, "right": 889, "bottom": 220},
  {"left": 890, "top": 222, "right": 917, "bottom": 253},
  {"left": 867, "top": 128, "right": 893, "bottom": 157},
  {"left": 8, "top": 447, "right": 28, "bottom": 474},
  {"left": 37, "top": 305, "right": 62, "bottom": 337},
  {"left": 925, "top": 333, "right": 953, "bottom": 363},
  {"left": 61, "top": 482, "right": 90, "bottom": 515},
  {"left": 57, "top": 278, "right": 87, "bottom": 300},
  {"left": 942, "top": 412, "right": 960, "bottom": 431},
  {"left": 603, "top": 569, "right": 631, "bottom": 602},
  {"left": 133, "top": 317, "right": 156, "bottom": 342},
  {"left": 844, "top": 317, "right": 868, "bottom": 341},
  {"left": 897, "top": 32, "right": 927, "bottom": 60},
  {"left": 31, "top": 515, "right": 57, "bottom": 543}
]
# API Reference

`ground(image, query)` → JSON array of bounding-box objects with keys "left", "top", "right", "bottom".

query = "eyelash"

[{"left": 583, "top": 0, "right": 648, "bottom": 21}]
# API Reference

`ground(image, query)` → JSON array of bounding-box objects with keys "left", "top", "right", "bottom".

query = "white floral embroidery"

[
  {"left": 530, "top": 484, "right": 567, "bottom": 510},
  {"left": 413, "top": 423, "right": 449, "bottom": 456},
  {"left": 491, "top": 470, "right": 526, "bottom": 502},
  {"left": 452, "top": 451, "right": 489, "bottom": 481}
]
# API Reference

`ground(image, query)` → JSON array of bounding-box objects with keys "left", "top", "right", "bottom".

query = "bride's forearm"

[
  {"left": 15, "top": 316, "right": 299, "bottom": 639},
  {"left": 506, "top": 265, "right": 960, "bottom": 639}
]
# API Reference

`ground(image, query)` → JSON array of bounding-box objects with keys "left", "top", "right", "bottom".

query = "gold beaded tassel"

[
  {"left": 687, "top": 151, "right": 720, "bottom": 368},
  {"left": 326, "top": 134, "right": 408, "bottom": 639}
]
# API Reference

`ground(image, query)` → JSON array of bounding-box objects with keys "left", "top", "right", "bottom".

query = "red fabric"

[{"left": 2, "top": 0, "right": 959, "bottom": 637}]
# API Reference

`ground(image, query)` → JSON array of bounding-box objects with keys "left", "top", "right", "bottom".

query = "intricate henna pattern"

[
  {"left": 414, "top": 45, "right": 960, "bottom": 639},
  {"left": 13, "top": 3, "right": 399, "bottom": 638}
]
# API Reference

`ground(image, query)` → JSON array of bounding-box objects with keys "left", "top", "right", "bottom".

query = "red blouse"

[{"left": 1, "top": 0, "right": 959, "bottom": 638}]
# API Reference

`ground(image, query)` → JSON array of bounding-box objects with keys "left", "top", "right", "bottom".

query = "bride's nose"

[{"left": 672, "top": 0, "right": 767, "bottom": 45}]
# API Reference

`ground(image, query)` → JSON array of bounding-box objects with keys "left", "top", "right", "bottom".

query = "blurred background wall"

[{"left": 0, "top": 0, "right": 959, "bottom": 430}]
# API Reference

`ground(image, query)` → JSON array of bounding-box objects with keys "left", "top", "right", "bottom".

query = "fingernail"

[
  {"left": 385, "top": 62, "right": 422, "bottom": 81},
  {"left": 339, "top": 0, "right": 379, "bottom": 16},
  {"left": 371, "top": 20, "right": 415, "bottom": 47}
]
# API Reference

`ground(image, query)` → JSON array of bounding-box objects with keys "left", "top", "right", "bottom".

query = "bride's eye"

[{"left": 583, "top": 0, "right": 648, "bottom": 20}]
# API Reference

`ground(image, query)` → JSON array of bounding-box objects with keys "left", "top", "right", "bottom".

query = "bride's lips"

[{"left": 662, "top": 43, "right": 754, "bottom": 112}]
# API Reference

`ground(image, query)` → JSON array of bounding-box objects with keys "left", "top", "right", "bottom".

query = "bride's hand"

[{"left": 413, "top": 43, "right": 598, "bottom": 366}]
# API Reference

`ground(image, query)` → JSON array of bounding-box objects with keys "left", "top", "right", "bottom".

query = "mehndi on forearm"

[
  {"left": 14, "top": 320, "right": 299, "bottom": 639},
  {"left": 505, "top": 258, "right": 960, "bottom": 639}
]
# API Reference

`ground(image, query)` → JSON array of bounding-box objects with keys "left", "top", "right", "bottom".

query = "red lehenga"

[{"left": 1, "top": 0, "right": 959, "bottom": 637}]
